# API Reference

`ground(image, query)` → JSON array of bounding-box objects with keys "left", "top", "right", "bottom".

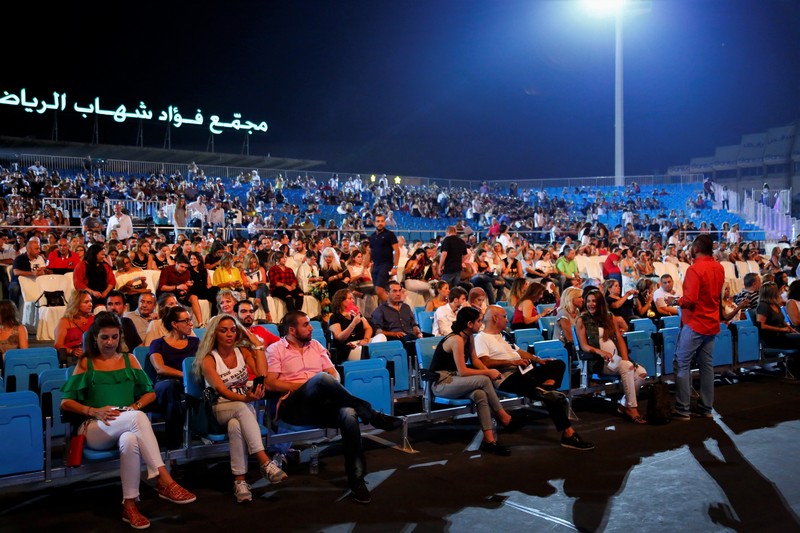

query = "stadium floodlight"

[{"left": 582, "top": 0, "right": 649, "bottom": 186}]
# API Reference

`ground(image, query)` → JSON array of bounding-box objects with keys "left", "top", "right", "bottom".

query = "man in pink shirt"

[
  {"left": 673, "top": 235, "right": 725, "bottom": 420},
  {"left": 266, "top": 311, "right": 403, "bottom": 504}
]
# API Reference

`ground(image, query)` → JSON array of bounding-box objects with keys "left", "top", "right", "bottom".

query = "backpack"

[{"left": 645, "top": 380, "right": 672, "bottom": 425}]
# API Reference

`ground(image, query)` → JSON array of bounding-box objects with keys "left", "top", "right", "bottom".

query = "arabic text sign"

[{"left": 0, "top": 88, "right": 268, "bottom": 136}]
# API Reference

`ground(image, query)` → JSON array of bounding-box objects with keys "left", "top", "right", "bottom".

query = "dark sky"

[{"left": 2, "top": 0, "right": 798, "bottom": 180}]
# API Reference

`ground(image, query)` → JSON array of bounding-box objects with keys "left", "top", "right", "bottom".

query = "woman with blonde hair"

[
  {"left": 54, "top": 289, "right": 95, "bottom": 364},
  {"left": 193, "top": 313, "right": 287, "bottom": 502},
  {"left": 319, "top": 246, "right": 350, "bottom": 297},
  {"left": 213, "top": 253, "right": 246, "bottom": 299},
  {"left": 552, "top": 286, "right": 583, "bottom": 347}
]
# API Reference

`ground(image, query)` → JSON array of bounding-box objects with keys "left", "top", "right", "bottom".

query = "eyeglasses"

[{"left": 174, "top": 318, "right": 193, "bottom": 324}]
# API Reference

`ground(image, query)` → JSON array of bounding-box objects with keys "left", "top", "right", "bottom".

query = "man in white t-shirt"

[
  {"left": 652, "top": 274, "right": 682, "bottom": 316},
  {"left": 474, "top": 305, "right": 594, "bottom": 451},
  {"left": 432, "top": 287, "right": 468, "bottom": 336}
]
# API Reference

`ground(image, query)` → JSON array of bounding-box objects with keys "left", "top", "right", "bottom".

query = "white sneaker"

[
  {"left": 261, "top": 460, "right": 288, "bottom": 484},
  {"left": 234, "top": 480, "right": 252, "bottom": 503}
]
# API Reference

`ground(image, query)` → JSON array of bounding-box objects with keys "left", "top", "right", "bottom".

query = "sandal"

[{"left": 618, "top": 407, "right": 647, "bottom": 424}]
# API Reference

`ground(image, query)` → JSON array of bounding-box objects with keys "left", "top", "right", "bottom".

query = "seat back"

[
  {"left": 263, "top": 323, "right": 281, "bottom": 337},
  {"left": 536, "top": 303, "right": 555, "bottom": 316},
  {"left": 342, "top": 359, "right": 392, "bottom": 416},
  {"left": 538, "top": 316, "right": 557, "bottom": 340},
  {"left": 660, "top": 315, "right": 681, "bottom": 329},
  {"left": 712, "top": 327, "right": 733, "bottom": 367},
  {"left": 730, "top": 320, "right": 760, "bottom": 364},
  {"left": 3, "top": 349, "right": 59, "bottom": 392},
  {"left": 414, "top": 336, "right": 445, "bottom": 373},
  {"left": 625, "top": 332, "right": 657, "bottom": 377},
  {"left": 657, "top": 327, "right": 680, "bottom": 375},
  {"left": 192, "top": 327, "right": 207, "bottom": 339},
  {"left": 417, "top": 311, "right": 435, "bottom": 335},
  {"left": 531, "top": 340, "right": 571, "bottom": 391},
  {"left": 630, "top": 318, "right": 657, "bottom": 334},
  {"left": 363, "top": 340, "right": 409, "bottom": 392},
  {"left": 38, "top": 371, "right": 67, "bottom": 437},
  {"left": 182, "top": 357, "right": 203, "bottom": 398},
  {"left": 0, "top": 392, "right": 44, "bottom": 476},
  {"left": 513, "top": 328, "right": 545, "bottom": 351}
]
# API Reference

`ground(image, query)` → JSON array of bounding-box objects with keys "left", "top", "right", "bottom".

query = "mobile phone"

[{"left": 251, "top": 376, "right": 265, "bottom": 392}]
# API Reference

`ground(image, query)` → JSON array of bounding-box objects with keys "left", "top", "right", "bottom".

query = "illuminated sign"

[{"left": 0, "top": 88, "right": 268, "bottom": 136}]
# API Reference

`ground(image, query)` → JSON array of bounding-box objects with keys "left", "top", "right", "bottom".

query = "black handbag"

[
  {"left": 188, "top": 387, "right": 226, "bottom": 436},
  {"left": 35, "top": 290, "right": 66, "bottom": 308}
]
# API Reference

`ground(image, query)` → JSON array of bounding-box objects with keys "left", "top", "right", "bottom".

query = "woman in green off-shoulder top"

[{"left": 60, "top": 311, "right": 196, "bottom": 530}]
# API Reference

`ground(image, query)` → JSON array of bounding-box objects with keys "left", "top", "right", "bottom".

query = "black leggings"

[{"left": 272, "top": 286, "right": 304, "bottom": 312}]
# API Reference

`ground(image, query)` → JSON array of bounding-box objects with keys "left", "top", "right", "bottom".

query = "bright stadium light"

[{"left": 582, "top": 0, "right": 648, "bottom": 186}]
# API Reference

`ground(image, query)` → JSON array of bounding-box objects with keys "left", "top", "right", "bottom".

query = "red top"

[
  {"left": 268, "top": 264, "right": 298, "bottom": 292},
  {"left": 602, "top": 253, "right": 621, "bottom": 278},
  {"left": 678, "top": 256, "right": 725, "bottom": 335}
]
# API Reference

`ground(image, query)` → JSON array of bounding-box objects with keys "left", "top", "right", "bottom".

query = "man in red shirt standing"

[{"left": 673, "top": 235, "right": 724, "bottom": 420}]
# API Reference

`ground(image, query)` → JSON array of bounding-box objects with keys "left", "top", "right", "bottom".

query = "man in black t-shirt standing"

[
  {"left": 367, "top": 214, "right": 399, "bottom": 303},
  {"left": 438, "top": 226, "right": 467, "bottom": 291}
]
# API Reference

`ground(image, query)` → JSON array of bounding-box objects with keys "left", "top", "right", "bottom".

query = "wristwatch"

[{"left": 135, "top": 401, "right": 143, "bottom": 410}]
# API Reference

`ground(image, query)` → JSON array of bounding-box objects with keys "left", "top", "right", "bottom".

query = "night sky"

[{"left": 2, "top": 0, "right": 798, "bottom": 181}]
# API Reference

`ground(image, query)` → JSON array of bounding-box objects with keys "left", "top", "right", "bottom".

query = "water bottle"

[
  {"left": 309, "top": 444, "right": 319, "bottom": 475},
  {"left": 271, "top": 452, "right": 285, "bottom": 471}
]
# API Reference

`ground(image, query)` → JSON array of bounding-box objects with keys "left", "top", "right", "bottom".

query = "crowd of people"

[{"left": 2, "top": 160, "right": 799, "bottom": 524}]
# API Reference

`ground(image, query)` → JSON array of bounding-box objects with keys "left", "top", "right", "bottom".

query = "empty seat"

[
  {"left": 2, "top": 348, "right": 59, "bottom": 393},
  {"left": 0, "top": 391, "right": 44, "bottom": 476},
  {"left": 363, "top": 340, "right": 410, "bottom": 392},
  {"left": 342, "top": 359, "right": 392, "bottom": 417}
]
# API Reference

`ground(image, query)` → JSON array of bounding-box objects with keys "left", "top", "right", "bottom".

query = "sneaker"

[
  {"left": 480, "top": 441, "right": 512, "bottom": 456},
  {"left": 671, "top": 410, "right": 691, "bottom": 421},
  {"left": 691, "top": 409, "right": 713, "bottom": 419},
  {"left": 261, "top": 460, "right": 288, "bottom": 484},
  {"left": 370, "top": 412, "right": 404, "bottom": 431},
  {"left": 157, "top": 481, "right": 197, "bottom": 504},
  {"left": 350, "top": 480, "right": 372, "bottom": 504},
  {"left": 560, "top": 432, "right": 595, "bottom": 451},
  {"left": 234, "top": 480, "right": 252, "bottom": 503},
  {"left": 122, "top": 505, "right": 151, "bottom": 529}
]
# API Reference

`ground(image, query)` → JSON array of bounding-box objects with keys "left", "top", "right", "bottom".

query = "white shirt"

[
  {"left": 107, "top": 212, "right": 133, "bottom": 240},
  {"left": 187, "top": 200, "right": 208, "bottom": 222},
  {"left": 474, "top": 331, "right": 523, "bottom": 384},
  {"left": 432, "top": 304, "right": 457, "bottom": 336}
]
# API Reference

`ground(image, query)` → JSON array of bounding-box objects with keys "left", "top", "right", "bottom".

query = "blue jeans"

[
  {"left": 673, "top": 326, "right": 716, "bottom": 415},
  {"left": 441, "top": 271, "right": 461, "bottom": 292},
  {"left": 277, "top": 373, "right": 375, "bottom": 486}
]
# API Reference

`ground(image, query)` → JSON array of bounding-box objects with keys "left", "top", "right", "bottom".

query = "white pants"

[
  {"left": 83, "top": 410, "right": 164, "bottom": 501},
  {"left": 604, "top": 359, "right": 647, "bottom": 408},
  {"left": 213, "top": 401, "right": 264, "bottom": 476},
  {"left": 347, "top": 335, "right": 387, "bottom": 361}
]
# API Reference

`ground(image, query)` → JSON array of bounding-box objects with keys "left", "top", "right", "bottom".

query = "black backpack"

[{"left": 645, "top": 380, "right": 672, "bottom": 425}]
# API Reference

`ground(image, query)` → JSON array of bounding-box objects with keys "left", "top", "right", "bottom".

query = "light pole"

[
  {"left": 583, "top": 0, "right": 649, "bottom": 186},
  {"left": 614, "top": 8, "right": 624, "bottom": 186}
]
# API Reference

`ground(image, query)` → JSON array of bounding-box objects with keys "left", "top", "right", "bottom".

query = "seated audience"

[
  {"left": 54, "top": 289, "right": 95, "bottom": 365},
  {"left": 755, "top": 282, "right": 800, "bottom": 349},
  {"left": 429, "top": 306, "right": 520, "bottom": 456},
  {"left": 0, "top": 299, "right": 28, "bottom": 359},
  {"left": 148, "top": 305, "right": 199, "bottom": 450},
  {"left": 432, "top": 286, "right": 468, "bottom": 336},
  {"left": 60, "top": 312, "right": 196, "bottom": 529},
  {"left": 425, "top": 280, "right": 451, "bottom": 312},
  {"left": 652, "top": 274, "right": 681, "bottom": 317},
  {"left": 328, "top": 288, "right": 374, "bottom": 362},
  {"left": 266, "top": 310, "right": 403, "bottom": 504},
  {"left": 194, "top": 313, "right": 287, "bottom": 503},
  {"left": 476, "top": 305, "right": 593, "bottom": 450},
  {"left": 371, "top": 281, "right": 423, "bottom": 342},
  {"left": 510, "top": 282, "right": 554, "bottom": 331},
  {"left": 576, "top": 288, "right": 647, "bottom": 424}
]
